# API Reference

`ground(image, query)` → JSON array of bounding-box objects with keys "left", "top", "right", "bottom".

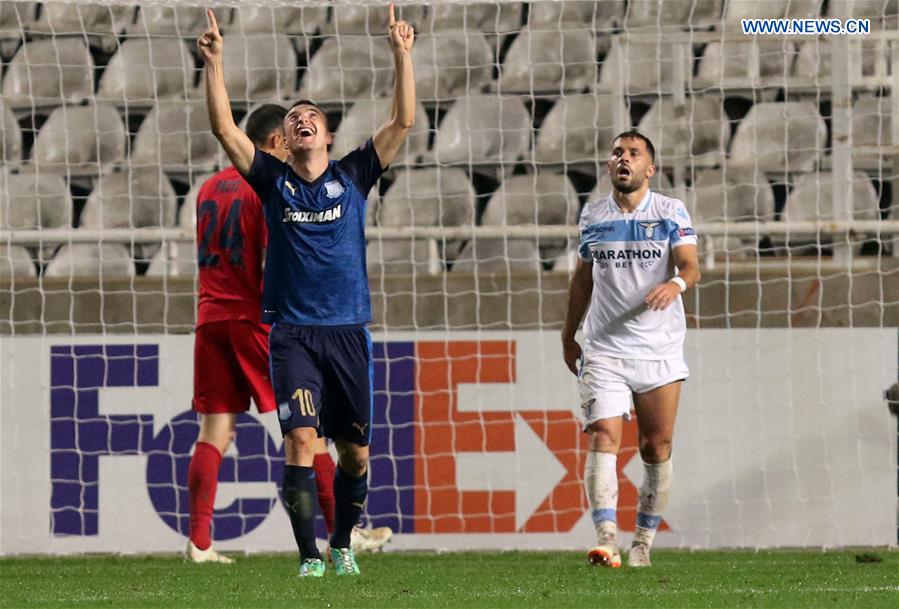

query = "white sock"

[
  {"left": 633, "top": 459, "right": 673, "bottom": 547},
  {"left": 584, "top": 451, "right": 618, "bottom": 540}
]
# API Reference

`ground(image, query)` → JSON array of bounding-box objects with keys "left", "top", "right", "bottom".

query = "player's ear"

[{"left": 645, "top": 162, "right": 656, "bottom": 178}]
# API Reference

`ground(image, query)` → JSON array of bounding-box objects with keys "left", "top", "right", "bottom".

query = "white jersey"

[{"left": 578, "top": 190, "right": 697, "bottom": 360}]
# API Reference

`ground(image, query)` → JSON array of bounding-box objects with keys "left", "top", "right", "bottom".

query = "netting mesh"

[{"left": 0, "top": 0, "right": 897, "bottom": 553}]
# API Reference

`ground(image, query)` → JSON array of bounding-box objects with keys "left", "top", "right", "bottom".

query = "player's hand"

[
  {"left": 197, "top": 9, "right": 223, "bottom": 64},
  {"left": 388, "top": 2, "right": 414, "bottom": 55},
  {"left": 562, "top": 337, "right": 583, "bottom": 376},
  {"left": 644, "top": 281, "right": 683, "bottom": 311}
]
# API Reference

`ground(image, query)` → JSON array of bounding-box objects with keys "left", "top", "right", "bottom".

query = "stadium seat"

[
  {"left": 231, "top": 5, "right": 327, "bottom": 36},
  {"left": 534, "top": 93, "right": 624, "bottom": 167},
  {"left": 367, "top": 167, "right": 476, "bottom": 273},
  {"left": 850, "top": 95, "right": 891, "bottom": 170},
  {"left": 793, "top": 39, "right": 882, "bottom": 84},
  {"left": 43, "top": 243, "right": 134, "bottom": 278},
  {"left": 0, "top": 245, "right": 37, "bottom": 278},
  {"left": 31, "top": 104, "right": 126, "bottom": 175},
  {"left": 723, "top": 0, "right": 822, "bottom": 21},
  {"left": 1, "top": 100, "right": 22, "bottom": 167},
  {"left": 197, "top": 33, "right": 298, "bottom": 102},
  {"left": 451, "top": 238, "right": 543, "bottom": 273},
  {"left": 97, "top": 39, "right": 195, "bottom": 106},
  {"left": 1, "top": 169, "right": 72, "bottom": 230},
  {"left": 29, "top": 3, "right": 132, "bottom": 52},
  {"left": 132, "top": 100, "right": 219, "bottom": 173},
  {"left": 378, "top": 167, "right": 476, "bottom": 228},
  {"left": 695, "top": 41, "right": 796, "bottom": 89},
  {"left": 691, "top": 168, "right": 775, "bottom": 222},
  {"left": 689, "top": 168, "right": 774, "bottom": 257},
  {"left": 127, "top": 5, "right": 211, "bottom": 38},
  {"left": 482, "top": 173, "right": 579, "bottom": 227},
  {"left": 637, "top": 95, "right": 730, "bottom": 168},
  {"left": 1, "top": 168, "right": 73, "bottom": 261},
  {"left": 331, "top": 98, "right": 429, "bottom": 164},
  {"left": 146, "top": 242, "right": 197, "bottom": 278},
  {"left": 598, "top": 36, "right": 693, "bottom": 95},
  {"left": 298, "top": 36, "right": 392, "bottom": 103},
  {"left": 366, "top": 238, "right": 434, "bottom": 275},
  {"left": 528, "top": 0, "right": 624, "bottom": 32},
  {"left": 79, "top": 167, "right": 178, "bottom": 231},
  {"left": 783, "top": 171, "right": 880, "bottom": 253},
  {"left": 328, "top": 4, "right": 426, "bottom": 35},
  {"left": 424, "top": 2, "right": 523, "bottom": 33},
  {"left": 432, "top": 96, "right": 530, "bottom": 166},
  {"left": 728, "top": 102, "right": 826, "bottom": 173},
  {"left": 413, "top": 30, "right": 493, "bottom": 100},
  {"left": 824, "top": 0, "right": 899, "bottom": 28},
  {"left": 498, "top": 26, "right": 596, "bottom": 94},
  {"left": 481, "top": 172, "right": 579, "bottom": 260},
  {"left": 1, "top": 38, "right": 95, "bottom": 110},
  {"left": 784, "top": 171, "right": 880, "bottom": 222},
  {"left": 623, "top": 0, "right": 723, "bottom": 29}
]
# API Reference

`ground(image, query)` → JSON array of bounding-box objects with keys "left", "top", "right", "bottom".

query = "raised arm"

[
  {"left": 372, "top": 3, "right": 415, "bottom": 169},
  {"left": 561, "top": 258, "right": 594, "bottom": 375},
  {"left": 198, "top": 9, "right": 255, "bottom": 176}
]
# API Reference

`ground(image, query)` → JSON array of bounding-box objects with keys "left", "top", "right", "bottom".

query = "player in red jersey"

[{"left": 185, "top": 103, "right": 289, "bottom": 563}]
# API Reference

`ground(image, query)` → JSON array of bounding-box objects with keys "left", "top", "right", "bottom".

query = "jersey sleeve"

[
  {"left": 338, "top": 138, "right": 385, "bottom": 195},
  {"left": 668, "top": 199, "right": 697, "bottom": 248},
  {"left": 577, "top": 204, "right": 594, "bottom": 260},
  {"left": 246, "top": 148, "right": 283, "bottom": 202}
]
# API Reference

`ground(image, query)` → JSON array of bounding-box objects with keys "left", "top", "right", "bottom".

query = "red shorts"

[{"left": 193, "top": 320, "right": 275, "bottom": 414}]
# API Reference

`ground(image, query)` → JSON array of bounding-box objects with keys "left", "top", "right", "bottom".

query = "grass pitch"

[{"left": 1, "top": 550, "right": 897, "bottom": 609}]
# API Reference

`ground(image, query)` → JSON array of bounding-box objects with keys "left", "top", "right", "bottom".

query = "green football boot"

[
  {"left": 299, "top": 558, "right": 326, "bottom": 577},
  {"left": 330, "top": 547, "right": 360, "bottom": 575}
]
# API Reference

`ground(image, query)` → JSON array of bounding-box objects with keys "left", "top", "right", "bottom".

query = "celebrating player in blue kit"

[{"left": 198, "top": 3, "right": 415, "bottom": 577}]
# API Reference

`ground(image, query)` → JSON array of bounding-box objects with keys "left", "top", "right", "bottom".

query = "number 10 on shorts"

[{"left": 292, "top": 388, "right": 316, "bottom": 416}]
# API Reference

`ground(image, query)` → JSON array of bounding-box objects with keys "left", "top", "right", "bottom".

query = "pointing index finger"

[
  {"left": 207, "top": 8, "right": 219, "bottom": 33},
  {"left": 388, "top": 2, "right": 396, "bottom": 27}
]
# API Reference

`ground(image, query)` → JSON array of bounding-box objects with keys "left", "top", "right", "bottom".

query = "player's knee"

[
  {"left": 336, "top": 444, "right": 369, "bottom": 477},
  {"left": 639, "top": 435, "right": 672, "bottom": 463},
  {"left": 284, "top": 427, "right": 319, "bottom": 455},
  {"left": 586, "top": 423, "right": 621, "bottom": 453}
]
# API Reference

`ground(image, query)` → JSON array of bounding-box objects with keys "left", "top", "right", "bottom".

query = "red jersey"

[{"left": 196, "top": 166, "right": 267, "bottom": 327}]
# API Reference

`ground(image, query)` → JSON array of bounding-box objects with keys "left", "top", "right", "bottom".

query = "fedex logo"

[{"left": 49, "top": 341, "right": 655, "bottom": 541}]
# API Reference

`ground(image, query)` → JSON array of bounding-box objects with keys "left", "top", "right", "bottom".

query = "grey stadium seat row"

[{"left": 5, "top": 93, "right": 886, "bottom": 182}]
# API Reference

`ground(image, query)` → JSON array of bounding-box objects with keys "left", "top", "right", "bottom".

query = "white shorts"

[{"left": 578, "top": 352, "right": 689, "bottom": 429}]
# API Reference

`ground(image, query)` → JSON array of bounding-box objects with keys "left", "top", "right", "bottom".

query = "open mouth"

[
  {"left": 296, "top": 126, "right": 315, "bottom": 138},
  {"left": 617, "top": 166, "right": 631, "bottom": 179}
]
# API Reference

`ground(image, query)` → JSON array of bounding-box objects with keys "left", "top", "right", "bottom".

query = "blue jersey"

[{"left": 246, "top": 139, "right": 383, "bottom": 326}]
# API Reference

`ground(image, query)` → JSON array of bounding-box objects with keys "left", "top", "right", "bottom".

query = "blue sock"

[
  {"left": 282, "top": 465, "right": 322, "bottom": 561},
  {"left": 329, "top": 466, "right": 367, "bottom": 550}
]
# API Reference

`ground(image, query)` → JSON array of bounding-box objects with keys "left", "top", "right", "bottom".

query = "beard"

[{"left": 611, "top": 173, "right": 644, "bottom": 194}]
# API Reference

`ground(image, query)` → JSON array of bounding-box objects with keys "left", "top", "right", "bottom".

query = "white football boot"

[
  {"left": 627, "top": 543, "right": 652, "bottom": 567},
  {"left": 185, "top": 540, "right": 234, "bottom": 564},
  {"left": 350, "top": 525, "right": 393, "bottom": 553}
]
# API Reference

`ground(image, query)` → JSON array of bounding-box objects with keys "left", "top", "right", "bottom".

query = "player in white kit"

[{"left": 561, "top": 131, "right": 700, "bottom": 568}]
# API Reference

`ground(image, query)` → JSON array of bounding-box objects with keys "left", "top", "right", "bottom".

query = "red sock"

[
  {"left": 313, "top": 452, "right": 337, "bottom": 535},
  {"left": 188, "top": 441, "right": 222, "bottom": 550}
]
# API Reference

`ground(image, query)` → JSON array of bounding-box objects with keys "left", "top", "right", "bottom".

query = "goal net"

[{"left": 1, "top": 0, "right": 897, "bottom": 555}]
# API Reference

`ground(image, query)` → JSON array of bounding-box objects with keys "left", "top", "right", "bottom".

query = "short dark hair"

[
  {"left": 288, "top": 99, "right": 332, "bottom": 132},
  {"left": 245, "top": 104, "right": 288, "bottom": 147},
  {"left": 612, "top": 130, "right": 655, "bottom": 163}
]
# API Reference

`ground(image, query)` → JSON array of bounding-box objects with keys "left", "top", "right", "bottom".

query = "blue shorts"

[{"left": 269, "top": 323, "right": 373, "bottom": 445}]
